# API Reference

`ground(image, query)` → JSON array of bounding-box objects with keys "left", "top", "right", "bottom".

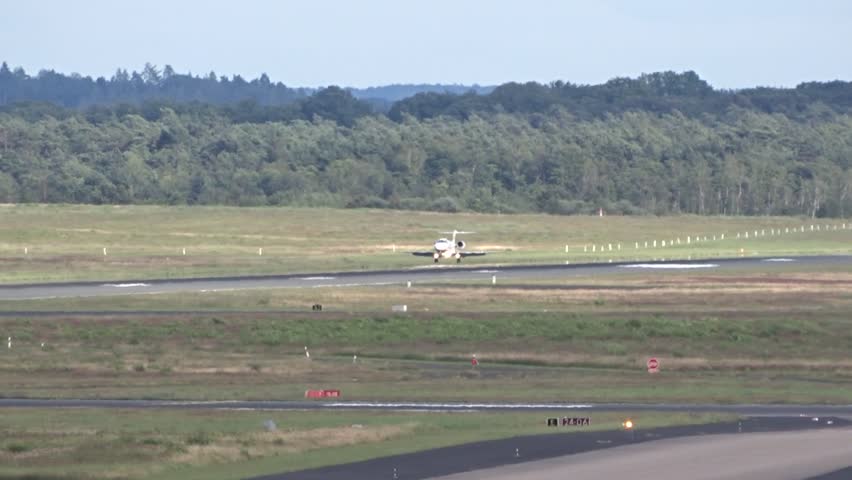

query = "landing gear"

[
  {"left": 433, "top": 253, "right": 440, "bottom": 263},
  {"left": 455, "top": 253, "right": 462, "bottom": 263}
]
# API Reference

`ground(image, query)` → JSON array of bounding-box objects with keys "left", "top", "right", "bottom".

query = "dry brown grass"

[
  {"left": 0, "top": 422, "right": 417, "bottom": 479},
  {"left": 659, "top": 357, "right": 852, "bottom": 370},
  {"left": 171, "top": 423, "right": 417, "bottom": 467},
  {"left": 446, "top": 350, "right": 852, "bottom": 371},
  {"left": 0, "top": 446, "right": 76, "bottom": 463},
  {"left": 371, "top": 281, "right": 852, "bottom": 313}
]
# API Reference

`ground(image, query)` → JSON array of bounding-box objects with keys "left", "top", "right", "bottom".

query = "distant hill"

[
  {"left": 0, "top": 62, "right": 492, "bottom": 110},
  {"left": 348, "top": 84, "right": 494, "bottom": 102}
]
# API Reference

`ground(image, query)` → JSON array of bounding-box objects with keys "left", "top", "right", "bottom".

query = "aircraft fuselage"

[{"left": 433, "top": 238, "right": 461, "bottom": 261}]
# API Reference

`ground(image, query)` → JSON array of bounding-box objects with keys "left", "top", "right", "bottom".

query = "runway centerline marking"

[{"left": 620, "top": 263, "right": 719, "bottom": 269}]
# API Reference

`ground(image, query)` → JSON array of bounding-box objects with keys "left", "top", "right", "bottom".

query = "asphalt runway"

[
  {"left": 248, "top": 417, "right": 851, "bottom": 480},
  {"left": 808, "top": 466, "right": 852, "bottom": 479},
  {"left": 1, "top": 255, "right": 849, "bottom": 300},
  {"left": 3, "top": 399, "right": 852, "bottom": 417},
  {"left": 431, "top": 427, "right": 852, "bottom": 480}
]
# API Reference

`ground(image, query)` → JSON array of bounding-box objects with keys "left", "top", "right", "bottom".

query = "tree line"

[
  {"left": 390, "top": 71, "right": 852, "bottom": 121},
  {"left": 1, "top": 66, "right": 851, "bottom": 217},
  {"left": 0, "top": 62, "right": 492, "bottom": 112}
]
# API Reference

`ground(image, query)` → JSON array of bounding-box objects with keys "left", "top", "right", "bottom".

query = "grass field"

[
  {"left": 0, "top": 204, "right": 850, "bottom": 283},
  {"left": 2, "top": 266, "right": 852, "bottom": 404},
  {"left": 0, "top": 408, "right": 731, "bottom": 480},
  {"left": 2, "top": 204, "right": 851, "bottom": 478}
]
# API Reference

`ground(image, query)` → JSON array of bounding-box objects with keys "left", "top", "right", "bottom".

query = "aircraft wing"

[
  {"left": 410, "top": 251, "right": 436, "bottom": 257},
  {"left": 459, "top": 251, "right": 487, "bottom": 257}
]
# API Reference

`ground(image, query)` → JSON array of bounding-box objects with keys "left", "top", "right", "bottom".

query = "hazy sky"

[{"left": 2, "top": 0, "right": 851, "bottom": 89}]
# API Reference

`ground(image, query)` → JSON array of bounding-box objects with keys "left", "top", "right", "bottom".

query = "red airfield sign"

[{"left": 647, "top": 357, "right": 660, "bottom": 373}]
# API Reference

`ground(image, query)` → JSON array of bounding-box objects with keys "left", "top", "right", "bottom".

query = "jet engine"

[{"left": 457, "top": 240, "right": 466, "bottom": 249}]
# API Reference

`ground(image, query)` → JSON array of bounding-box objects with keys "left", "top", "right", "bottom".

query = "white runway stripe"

[
  {"left": 620, "top": 264, "right": 719, "bottom": 270},
  {"left": 322, "top": 402, "right": 592, "bottom": 410}
]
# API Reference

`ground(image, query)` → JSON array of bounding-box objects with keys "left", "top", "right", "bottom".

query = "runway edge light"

[{"left": 622, "top": 419, "right": 634, "bottom": 430}]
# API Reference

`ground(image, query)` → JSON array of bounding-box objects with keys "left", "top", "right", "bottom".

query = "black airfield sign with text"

[{"left": 547, "top": 417, "right": 591, "bottom": 427}]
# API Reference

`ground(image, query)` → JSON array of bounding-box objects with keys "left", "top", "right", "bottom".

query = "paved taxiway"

[
  {"left": 250, "top": 417, "right": 850, "bottom": 480},
  {"left": 1, "top": 255, "right": 849, "bottom": 300},
  {"left": 432, "top": 428, "right": 852, "bottom": 480}
]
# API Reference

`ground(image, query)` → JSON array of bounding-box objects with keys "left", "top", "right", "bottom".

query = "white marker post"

[
  {"left": 721, "top": 234, "right": 725, "bottom": 240},
  {"left": 584, "top": 245, "right": 588, "bottom": 253},
  {"left": 304, "top": 346, "right": 310, "bottom": 359},
  {"left": 492, "top": 275, "right": 496, "bottom": 285},
  {"left": 565, "top": 245, "right": 569, "bottom": 253},
  {"left": 592, "top": 245, "right": 596, "bottom": 253},
  {"left": 24, "top": 247, "right": 28, "bottom": 255},
  {"left": 407, "top": 281, "right": 411, "bottom": 288},
  {"left": 353, "top": 355, "right": 357, "bottom": 364},
  {"left": 182, "top": 247, "right": 186, "bottom": 255},
  {"left": 6, "top": 336, "right": 10, "bottom": 349},
  {"left": 103, "top": 247, "right": 107, "bottom": 256}
]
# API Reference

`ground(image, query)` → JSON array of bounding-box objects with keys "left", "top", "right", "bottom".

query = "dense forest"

[{"left": 1, "top": 63, "right": 851, "bottom": 217}]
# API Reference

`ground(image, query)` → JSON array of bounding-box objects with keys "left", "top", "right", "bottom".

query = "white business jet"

[{"left": 411, "top": 230, "right": 487, "bottom": 263}]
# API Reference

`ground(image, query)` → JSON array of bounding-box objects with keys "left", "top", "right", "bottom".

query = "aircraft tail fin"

[{"left": 439, "top": 230, "right": 475, "bottom": 243}]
